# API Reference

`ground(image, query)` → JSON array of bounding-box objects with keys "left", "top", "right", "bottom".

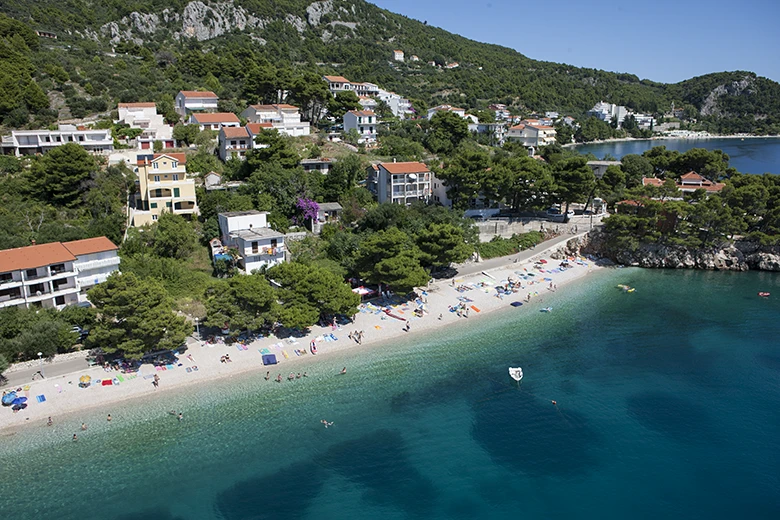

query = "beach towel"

[
  {"left": 36, "top": 395, "right": 46, "bottom": 403},
  {"left": 375, "top": 325, "right": 382, "bottom": 329},
  {"left": 116, "top": 375, "right": 125, "bottom": 382},
  {"left": 471, "top": 305, "right": 481, "bottom": 312},
  {"left": 259, "top": 348, "right": 271, "bottom": 354},
  {"left": 101, "top": 379, "right": 113, "bottom": 386},
  {"left": 282, "top": 350, "right": 289, "bottom": 359},
  {"left": 329, "top": 334, "right": 338, "bottom": 341},
  {"left": 166, "top": 364, "right": 175, "bottom": 370}
]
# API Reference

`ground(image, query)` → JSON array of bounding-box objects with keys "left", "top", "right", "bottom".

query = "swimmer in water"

[
  {"left": 340, "top": 367, "right": 347, "bottom": 375},
  {"left": 552, "top": 400, "right": 557, "bottom": 406}
]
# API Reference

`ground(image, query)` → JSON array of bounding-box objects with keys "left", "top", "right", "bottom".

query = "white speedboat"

[{"left": 508, "top": 367, "right": 523, "bottom": 382}]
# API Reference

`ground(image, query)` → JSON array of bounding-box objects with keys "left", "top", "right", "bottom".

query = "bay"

[
  {"left": 573, "top": 137, "right": 780, "bottom": 174},
  {"left": 1, "top": 268, "right": 780, "bottom": 519}
]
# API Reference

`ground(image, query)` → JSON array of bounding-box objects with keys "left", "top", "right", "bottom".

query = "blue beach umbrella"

[{"left": 11, "top": 397, "right": 27, "bottom": 405}]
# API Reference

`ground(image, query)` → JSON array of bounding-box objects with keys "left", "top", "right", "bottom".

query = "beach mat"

[
  {"left": 36, "top": 395, "right": 46, "bottom": 403},
  {"left": 470, "top": 305, "right": 481, "bottom": 312}
]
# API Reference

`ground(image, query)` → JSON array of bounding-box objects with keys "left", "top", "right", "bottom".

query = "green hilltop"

[{"left": 1, "top": 0, "right": 779, "bottom": 133}]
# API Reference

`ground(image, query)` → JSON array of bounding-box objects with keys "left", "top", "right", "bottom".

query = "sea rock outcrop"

[{"left": 554, "top": 231, "right": 780, "bottom": 272}]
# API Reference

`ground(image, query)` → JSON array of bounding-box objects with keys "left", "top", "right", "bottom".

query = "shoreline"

[
  {"left": 564, "top": 134, "right": 780, "bottom": 148},
  {"left": 0, "top": 238, "right": 598, "bottom": 436}
]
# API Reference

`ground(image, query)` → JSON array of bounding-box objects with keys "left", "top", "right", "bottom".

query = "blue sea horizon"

[{"left": 1, "top": 268, "right": 780, "bottom": 519}]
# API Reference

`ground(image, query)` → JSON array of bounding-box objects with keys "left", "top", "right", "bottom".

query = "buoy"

[{"left": 551, "top": 400, "right": 557, "bottom": 405}]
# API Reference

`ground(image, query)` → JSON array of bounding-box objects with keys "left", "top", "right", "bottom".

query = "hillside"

[{"left": 1, "top": 0, "right": 779, "bottom": 133}]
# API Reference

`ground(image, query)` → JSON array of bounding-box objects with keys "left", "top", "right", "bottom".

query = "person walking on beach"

[
  {"left": 276, "top": 374, "right": 282, "bottom": 383},
  {"left": 265, "top": 371, "right": 270, "bottom": 381},
  {"left": 152, "top": 379, "right": 159, "bottom": 390}
]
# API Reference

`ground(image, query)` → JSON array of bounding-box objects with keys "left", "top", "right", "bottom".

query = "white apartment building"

[
  {"left": 218, "top": 126, "right": 251, "bottom": 161},
  {"left": 0, "top": 237, "right": 119, "bottom": 309},
  {"left": 427, "top": 105, "right": 467, "bottom": 120},
  {"left": 368, "top": 162, "right": 432, "bottom": 205},
  {"left": 216, "top": 211, "right": 286, "bottom": 273},
  {"left": 376, "top": 90, "right": 413, "bottom": 119},
  {"left": 393, "top": 50, "right": 405, "bottom": 62},
  {"left": 343, "top": 110, "right": 377, "bottom": 143},
  {"left": 505, "top": 124, "right": 557, "bottom": 148},
  {"left": 175, "top": 90, "right": 219, "bottom": 117},
  {"left": 1, "top": 125, "right": 112, "bottom": 157},
  {"left": 117, "top": 102, "right": 175, "bottom": 150},
  {"left": 189, "top": 112, "right": 241, "bottom": 131},
  {"left": 240, "top": 104, "right": 311, "bottom": 137},
  {"left": 587, "top": 101, "right": 629, "bottom": 126},
  {"left": 323, "top": 75, "right": 353, "bottom": 95}
]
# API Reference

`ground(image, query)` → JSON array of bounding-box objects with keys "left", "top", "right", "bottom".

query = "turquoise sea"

[
  {"left": 2, "top": 268, "right": 780, "bottom": 519},
  {"left": 574, "top": 137, "right": 780, "bottom": 174}
]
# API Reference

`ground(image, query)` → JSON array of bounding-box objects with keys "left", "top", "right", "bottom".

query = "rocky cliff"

[{"left": 554, "top": 231, "right": 780, "bottom": 272}]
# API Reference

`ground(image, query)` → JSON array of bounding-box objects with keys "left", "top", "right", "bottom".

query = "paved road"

[
  {"left": 2, "top": 354, "right": 90, "bottom": 388},
  {"left": 455, "top": 231, "right": 587, "bottom": 278}
]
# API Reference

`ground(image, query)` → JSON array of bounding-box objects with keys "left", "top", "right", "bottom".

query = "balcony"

[{"left": 76, "top": 256, "right": 121, "bottom": 271}]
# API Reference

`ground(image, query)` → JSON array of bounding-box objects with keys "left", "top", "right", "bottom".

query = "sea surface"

[
  {"left": 2, "top": 268, "right": 780, "bottom": 519},
  {"left": 574, "top": 137, "right": 780, "bottom": 174}
]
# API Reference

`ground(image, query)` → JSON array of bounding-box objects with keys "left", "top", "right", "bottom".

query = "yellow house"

[{"left": 131, "top": 153, "right": 199, "bottom": 227}]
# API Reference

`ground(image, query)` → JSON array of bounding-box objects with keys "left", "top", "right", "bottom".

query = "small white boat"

[{"left": 508, "top": 367, "right": 523, "bottom": 382}]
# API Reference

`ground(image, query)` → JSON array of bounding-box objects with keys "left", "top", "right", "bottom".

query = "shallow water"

[{"left": 2, "top": 268, "right": 780, "bottom": 519}]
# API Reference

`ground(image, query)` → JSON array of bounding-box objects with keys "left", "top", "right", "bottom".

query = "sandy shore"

[{"left": 0, "top": 242, "right": 599, "bottom": 434}]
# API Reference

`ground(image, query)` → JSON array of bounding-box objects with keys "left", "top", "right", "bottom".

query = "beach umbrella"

[
  {"left": 11, "top": 397, "right": 27, "bottom": 405},
  {"left": 79, "top": 375, "right": 91, "bottom": 384}
]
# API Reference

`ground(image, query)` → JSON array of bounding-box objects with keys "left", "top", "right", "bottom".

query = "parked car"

[{"left": 545, "top": 206, "right": 575, "bottom": 222}]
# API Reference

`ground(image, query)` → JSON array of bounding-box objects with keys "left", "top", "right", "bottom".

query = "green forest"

[{"left": 1, "top": 0, "right": 780, "bottom": 133}]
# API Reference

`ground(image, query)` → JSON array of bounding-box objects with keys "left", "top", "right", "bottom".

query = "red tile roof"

[
  {"left": 62, "top": 237, "right": 118, "bottom": 256},
  {"left": 118, "top": 102, "right": 156, "bottom": 108},
  {"left": 380, "top": 161, "right": 430, "bottom": 174},
  {"left": 179, "top": 90, "right": 218, "bottom": 98},
  {"left": 642, "top": 177, "right": 664, "bottom": 187},
  {"left": 192, "top": 112, "right": 240, "bottom": 124},
  {"left": 221, "top": 126, "right": 249, "bottom": 139},
  {"left": 137, "top": 153, "right": 187, "bottom": 166},
  {"left": 246, "top": 123, "right": 273, "bottom": 134},
  {"left": 248, "top": 104, "right": 300, "bottom": 111},
  {"left": 348, "top": 110, "right": 375, "bottom": 117},
  {"left": 323, "top": 75, "right": 351, "bottom": 83},
  {"left": 0, "top": 242, "right": 76, "bottom": 273}
]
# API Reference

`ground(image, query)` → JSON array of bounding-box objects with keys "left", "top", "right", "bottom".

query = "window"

[
  {"left": 26, "top": 269, "right": 37, "bottom": 279},
  {"left": 0, "top": 272, "right": 12, "bottom": 282},
  {"left": 270, "top": 239, "right": 278, "bottom": 248},
  {"left": 173, "top": 188, "right": 180, "bottom": 197},
  {"left": 153, "top": 163, "right": 159, "bottom": 169},
  {"left": 153, "top": 175, "right": 160, "bottom": 182},
  {"left": 67, "top": 136, "right": 73, "bottom": 142},
  {"left": 155, "top": 189, "right": 162, "bottom": 197},
  {"left": 165, "top": 202, "right": 172, "bottom": 208},
  {"left": 44, "top": 136, "right": 50, "bottom": 142},
  {"left": 172, "top": 161, "right": 178, "bottom": 168},
  {"left": 150, "top": 203, "right": 158, "bottom": 209},
  {"left": 252, "top": 241, "right": 259, "bottom": 254},
  {"left": 231, "top": 141, "right": 237, "bottom": 146},
  {"left": 55, "top": 296, "right": 65, "bottom": 305},
  {"left": 173, "top": 174, "right": 179, "bottom": 181},
  {"left": 78, "top": 136, "right": 84, "bottom": 142},
  {"left": 152, "top": 215, "right": 158, "bottom": 221}
]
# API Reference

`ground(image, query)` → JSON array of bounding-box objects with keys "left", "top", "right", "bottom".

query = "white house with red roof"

[
  {"left": 506, "top": 124, "right": 557, "bottom": 147},
  {"left": 0, "top": 237, "right": 119, "bottom": 309},
  {"left": 322, "top": 75, "right": 353, "bottom": 95},
  {"left": 677, "top": 171, "right": 726, "bottom": 193},
  {"left": 218, "top": 126, "right": 251, "bottom": 161},
  {"left": 343, "top": 110, "right": 377, "bottom": 143},
  {"left": 393, "top": 50, "right": 405, "bottom": 62},
  {"left": 427, "top": 104, "right": 467, "bottom": 120},
  {"left": 368, "top": 161, "right": 433, "bottom": 205},
  {"left": 117, "top": 102, "right": 175, "bottom": 150},
  {"left": 240, "top": 104, "right": 310, "bottom": 136},
  {"left": 175, "top": 90, "right": 219, "bottom": 117},
  {"left": 189, "top": 112, "right": 241, "bottom": 131}
]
